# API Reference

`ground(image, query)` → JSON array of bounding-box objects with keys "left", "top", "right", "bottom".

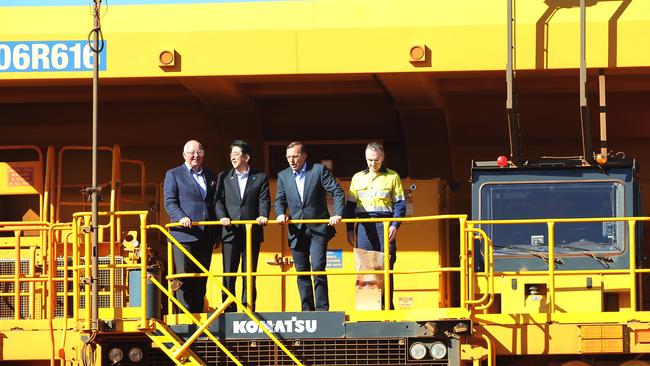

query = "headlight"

[
  {"left": 107, "top": 347, "right": 124, "bottom": 364},
  {"left": 409, "top": 342, "right": 427, "bottom": 360},
  {"left": 429, "top": 341, "right": 447, "bottom": 360},
  {"left": 128, "top": 347, "right": 144, "bottom": 363}
]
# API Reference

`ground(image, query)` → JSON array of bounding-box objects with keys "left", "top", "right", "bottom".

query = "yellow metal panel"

[
  {"left": 628, "top": 324, "right": 650, "bottom": 353},
  {"left": 476, "top": 312, "right": 650, "bottom": 325},
  {"left": 602, "top": 325, "right": 624, "bottom": 339},
  {"left": 636, "top": 329, "right": 650, "bottom": 343},
  {"left": 555, "top": 288, "right": 601, "bottom": 313},
  {"left": 581, "top": 338, "right": 624, "bottom": 354},
  {"left": 476, "top": 323, "right": 582, "bottom": 355},
  {"left": 602, "top": 338, "right": 624, "bottom": 353},
  {"left": 0, "top": 327, "right": 87, "bottom": 362},
  {"left": 1, "top": 1, "right": 649, "bottom": 78},
  {"left": 492, "top": 275, "right": 603, "bottom": 314},
  {"left": 580, "top": 339, "right": 604, "bottom": 353},
  {"left": 580, "top": 325, "right": 604, "bottom": 339}
]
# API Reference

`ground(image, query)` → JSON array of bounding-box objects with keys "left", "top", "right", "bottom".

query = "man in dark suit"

[
  {"left": 164, "top": 139, "right": 218, "bottom": 313},
  {"left": 216, "top": 140, "right": 270, "bottom": 312},
  {"left": 275, "top": 142, "right": 345, "bottom": 311}
]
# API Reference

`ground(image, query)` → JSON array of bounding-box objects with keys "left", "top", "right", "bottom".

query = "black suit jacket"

[
  {"left": 274, "top": 163, "right": 345, "bottom": 248},
  {"left": 215, "top": 168, "right": 271, "bottom": 244}
]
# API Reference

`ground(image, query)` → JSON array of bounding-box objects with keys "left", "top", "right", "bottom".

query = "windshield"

[{"left": 480, "top": 181, "right": 625, "bottom": 256}]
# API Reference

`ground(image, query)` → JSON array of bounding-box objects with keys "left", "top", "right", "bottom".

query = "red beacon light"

[{"left": 497, "top": 155, "right": 509, "bottom": 167}]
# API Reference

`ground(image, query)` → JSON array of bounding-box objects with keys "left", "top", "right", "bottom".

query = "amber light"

[
  {"left": 409, "top": 45, "right": 426, "bottom": 61},
  {"left": 159, "top": 50, "right": 175, "bottom": 66}
]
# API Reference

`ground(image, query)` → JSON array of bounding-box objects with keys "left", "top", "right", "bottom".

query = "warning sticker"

[
  {"left": 8, "top": 166, "right": 34, "bottom": 187},
  {"left": 327, "top": 249, "right": 343, "bottom": 269}
]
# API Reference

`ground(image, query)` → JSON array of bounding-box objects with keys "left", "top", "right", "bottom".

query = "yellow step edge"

[{"left": 145, "top": 320, "right": 205, "bottom": 366}]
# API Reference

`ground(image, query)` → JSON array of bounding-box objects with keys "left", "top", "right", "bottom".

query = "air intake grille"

[
  {"left": 0, "top": 259, "right": 30, "bottom": 319},
  {"left": 55, "top": 256, "right": 125, "bottom": 318},
  {"left": 150, "top": 338, "right": 447, "bottom": 366}
]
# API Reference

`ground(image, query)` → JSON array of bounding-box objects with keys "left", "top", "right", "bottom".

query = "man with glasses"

[
  {"left": 275, "top": 142, "right": 345, "bottom": 311},
  {"left": 164, "top": 139, "right": 218, "bottom": 313},
  {"left": 215, "top": 140, "right": 270, "bottom": 312}
]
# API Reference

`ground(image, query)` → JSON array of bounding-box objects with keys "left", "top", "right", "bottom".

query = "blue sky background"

[{"left": 0, "top": 0, "right": 281, "bottom": 6}]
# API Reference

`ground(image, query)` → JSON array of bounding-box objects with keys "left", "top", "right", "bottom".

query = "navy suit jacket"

[
  {"left": 215, "top": 168, "right": 270, "bottom": 244},
  {"left": 164, "top": 164, "right": 218, "bottom": 243},
  {"left": 275, "top": 163, "right": 345, "bottom": 248}
]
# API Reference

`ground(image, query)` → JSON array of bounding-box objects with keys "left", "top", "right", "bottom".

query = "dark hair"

[
  {"left": 287, "top": 141, "right": 307, "bottom": 155},
  {"left": 230, "top": 140, "right": 252, "bottom": 156}
]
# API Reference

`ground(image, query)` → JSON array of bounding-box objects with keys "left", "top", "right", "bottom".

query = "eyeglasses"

[{"left": 184, "top": 150, "right": 205, "bottom": 157}]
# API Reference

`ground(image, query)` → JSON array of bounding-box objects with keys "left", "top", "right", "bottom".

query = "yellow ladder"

[{"left": 145, "top": 320, "right": 205, "bottom": 366}]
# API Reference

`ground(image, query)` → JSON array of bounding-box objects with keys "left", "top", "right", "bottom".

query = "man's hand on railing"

[
  {"left": 276, "top": 214, "right": 289, "bottom": 224},
  {"left": 388, "top": 226, "right": 398, "bottom": 242},
  {"left": 329, "top": 215, "right": 342, "bottom": 226},
  {"left": 220, "top": 217, "right": 231, "bottom": 226},
  {"left": 179, "top": 217, "right": 192, "bottom": 228},
  {"left": 257, "top": 216, "right": 268, "bottom": 226}
]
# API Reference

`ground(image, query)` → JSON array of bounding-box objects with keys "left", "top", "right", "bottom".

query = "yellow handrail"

[
  {"left": 148, "top": 276, "right": 242, "bottom": 365},
  {"left": 467, "top": 216, "right": 650, "bottom": 317},
  {"left": 150, "top": 224, "right": 305, "bottom": 366},
  {"left": 165, "top": 215, "right": 468, "bottom": 312},
  {"left": 464, "top": 227, "right": 494, "bottom": 311}
]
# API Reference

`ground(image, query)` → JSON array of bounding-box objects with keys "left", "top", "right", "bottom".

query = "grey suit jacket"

[
  {"left": 275, "top": 163, "right": 345, "bottom": 248},
  {"left": 215, "top": 168, "right": 270, "bottom": 244}
]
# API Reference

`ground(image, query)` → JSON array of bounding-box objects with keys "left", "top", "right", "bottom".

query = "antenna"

[
  {"left": 579, "top": 0, "right": 594, "bottom": 164},
  {"left": 506, "top": 0, "right": 523, "bottom": 166},
  {"left": 596, "top": 69, "right": 608, "bottom": 164}
]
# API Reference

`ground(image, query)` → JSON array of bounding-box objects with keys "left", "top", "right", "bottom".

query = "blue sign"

[
  {"left": 0, "top": 41, "right": 106, "bottom": 73},
  {"left": 327, "top": 249, "right": 343, "bottom": 269}
]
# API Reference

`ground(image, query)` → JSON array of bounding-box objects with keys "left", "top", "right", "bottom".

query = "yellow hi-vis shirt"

[{"left": 347, "top": 168, "right": 405, "bottom": 214}]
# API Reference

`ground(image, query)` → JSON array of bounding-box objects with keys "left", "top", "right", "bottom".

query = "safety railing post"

[
  {"left": 464, "top": 227, "right": 494, "bottom": 309},
  {"left": 468, "top": 225, "right": 476, "bottom": 306},
  {"left": 14, "top": 230, "right": 21, "bottom": 320},
  {"left": 72, "top": 216, "right": 80, "bottom": 323},
  {"left": 140, "top": 212, "right": 149, "bottom": 328},
  {"left": 245, "top": 223, "right": 253, "bottom": 311},
  {"left": 382, "top": 221, "right": 390, "bottom": 311},
  {"left": 459, "top": 218, "right": 467, "bottom": 309},
  {"left": 629, "top": 219, "right": 637, "bottom": 311},
  {"left": 547, "top": 221, "right": 555, "bottom": 316},
  {"left": 167, "top": 241, "right": 173, "bottom": 317},
  {"left": 83, "top": 215, "right": 92, "bottom": 330}
]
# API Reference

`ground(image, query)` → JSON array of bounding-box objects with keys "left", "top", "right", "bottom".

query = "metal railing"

[
  {"left": 467, "top": 216, "right": 650, "bottom": 317},
  {"left": 7, "top": 209, "right": 650, "bottom": 366},
  {"left": 154, "top": 214, "right": 469, "bottom": 365},
  {"left": 164, "top": 214, "right": 468, "bottom": 315}
]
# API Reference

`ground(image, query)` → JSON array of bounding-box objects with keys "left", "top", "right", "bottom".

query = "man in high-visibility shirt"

[{"left": 345, "top": 142, "right": 406, "bottom": 309}]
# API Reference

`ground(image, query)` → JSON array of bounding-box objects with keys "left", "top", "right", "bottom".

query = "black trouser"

[
  {"left": 291, "top": 233, "right": 329, "bottom": 311},
  {"left": 222, "top": 237, "right": 261, "bottom": 312},
  {"left": 172, "top": 239, "right": 213, "bottom": 313}
]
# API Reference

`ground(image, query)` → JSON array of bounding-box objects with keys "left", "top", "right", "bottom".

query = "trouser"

[
  {"left": 172, "top": 239, "right": 213, "bottom": 313},
  {"left": 222, "top": 237, "right": 261, "bottom": 312},
  {"left": 291, "top": 233, "right": 329, "bottom": 311}
]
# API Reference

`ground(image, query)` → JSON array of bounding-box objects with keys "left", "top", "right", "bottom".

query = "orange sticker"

[{"left": 8, "top": 167, "right": 34, "bottom": 187}]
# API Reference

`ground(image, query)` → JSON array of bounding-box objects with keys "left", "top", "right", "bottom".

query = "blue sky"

[{"left": 0, "top": 0, "right": 281, "bottom": 6}]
